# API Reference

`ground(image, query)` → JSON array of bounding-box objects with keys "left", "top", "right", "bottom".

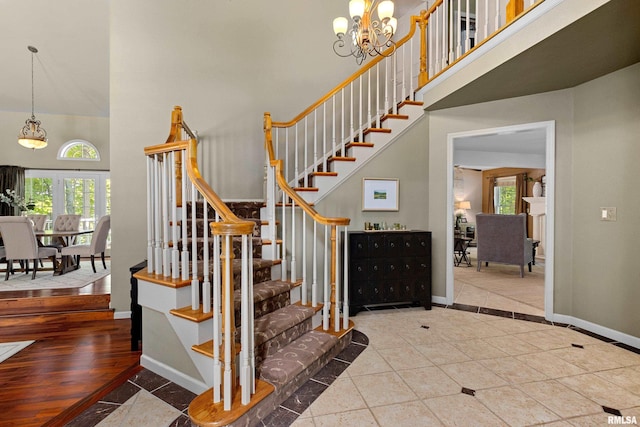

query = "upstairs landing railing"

[
  {"left": 264, "top": 0, "right": 544, "bottom": 192},
  {"left": 143, "top": 106, "right": 256, "bottom": 410}
]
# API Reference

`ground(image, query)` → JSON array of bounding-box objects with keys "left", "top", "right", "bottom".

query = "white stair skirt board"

[
  {"left": 0, "top": 340, "right": 34, "bottom": 364},
  {"left": 137, "top": 279, "right": 215, "bottom": 385}
]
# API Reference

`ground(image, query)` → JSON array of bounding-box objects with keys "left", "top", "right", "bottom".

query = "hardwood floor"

[{"left": 0, "top": 274, "right": 141, "bottom": 427}]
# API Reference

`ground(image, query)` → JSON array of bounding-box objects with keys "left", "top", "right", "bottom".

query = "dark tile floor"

[{"left": 65, "top": 330, "right": 369, "bottom": 427}]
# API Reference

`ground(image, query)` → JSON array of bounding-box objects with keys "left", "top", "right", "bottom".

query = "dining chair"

[
  {"left": 50, "top": 214, "right": 82, "bottom": 247},
  {"left": 26, "top": 214, "right": 48, "bottom": 232},
  {"left": 0, "top": 217, "right": 59, "bottom": 280},
  {"left": 61, "top": 215, "right": 110, "bottom": 273}
]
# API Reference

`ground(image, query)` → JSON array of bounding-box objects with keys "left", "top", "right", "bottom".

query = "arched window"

[{"left": 57, "top": 140, "right": 101, "bottom": 161}]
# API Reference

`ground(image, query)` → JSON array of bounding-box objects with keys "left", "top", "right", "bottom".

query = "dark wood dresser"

[{"left": 347, "top": 230, "right": 432, "bottom": 315}]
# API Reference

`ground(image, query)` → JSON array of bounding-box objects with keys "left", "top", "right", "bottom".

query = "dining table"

[{"left": 35, "top": 229, "right": 93, "bottom": 275}]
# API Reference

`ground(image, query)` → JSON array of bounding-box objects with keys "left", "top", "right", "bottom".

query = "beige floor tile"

[
  {"left": 352, "top": 371, "right": 418, "bottom": 408},
  {"left": 312, "top": 408, "right": 379, "bottom": 427},
  {"left": 596, "top": 366, "right": 640, "bottom": 395},
  {"left": 539, "top": 422, "right": 574, "bottom": 427},
  {"left": 414, "top": 342, "right": 472, "bottom": 366},
  {"left": 424, "top": 393, "right": 508, "bottom": 427},
  {"left": 475, "top": 385, "right": 560, "bottom": 425},
  {"left": 484, "top": 334, "right": 542, "bottom": 356},
  {"left": 592, "top": 343, "right": 640, "bottom": 367},
  {"left": 290, "top": 416, "right": 316, "bottom": 427},
  {"left": 439, "top": 360, "right": 508, "bottom": 390},
  {"left": 517, "top": 380, "right": 602, "bottom": 418},
  {"left": 479, "top": 356, "right": 548, "bottom": 384},
  {"left": 515, "top": 330, "right": 574, "bottom": 350},
  {"left": 557, "top": 373, "right": 640, "bottom": 409},
  {"left": 549, "top": 345, "right": 626, "bottom": 372},
  {"left": 486, "top": 317, "right": 554, "bottom": 333},
  {"left": 371, "top": 400, "right": 444, "bottom": 426},
  {"left": 96, "top": 390, "right": 182, "bottom": 427},
  {"left": 377, "top": 346, "right": 433, "bottom": 371},
  {"left": 566, "top": 413, "right": 618, "bottom": 426},
  {"left": 344, "top": 347, "right": 393, "bottom": 377},
  {"left": 452, "top": 338, "right": 509, "bottom": 360},
  {"left": 307, "top": 377, "right": 367, "bottom": 416},
  {"left": 397, "top": 366, "right": 462, "bottom": 399},
  {"left": 515, "top": 351, "right": 586, "bottom": 379},
  {"left": 460, "top": 321, "right": 507, "bottom": 339}
]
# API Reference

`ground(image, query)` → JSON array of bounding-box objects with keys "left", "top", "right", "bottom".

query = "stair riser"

[{"left": 254, "top": 316, "right": 313, "bottom": 371}]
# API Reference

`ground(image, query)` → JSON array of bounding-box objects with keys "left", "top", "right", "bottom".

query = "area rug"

[
  {"left": 0, "top": 260, "right": 110, "bottom": 292},
  {"left": 0, "top": 340, "right": 34, "bottom": 363}
]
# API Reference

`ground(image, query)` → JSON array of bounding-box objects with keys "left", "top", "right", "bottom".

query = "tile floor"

[{"left": 68, "top": 305, "right": 640, "bottom": 426}]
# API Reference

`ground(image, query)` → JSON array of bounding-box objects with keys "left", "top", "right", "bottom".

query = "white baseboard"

[
  {"left": 114, "top": 310, "right": 131, "bottom": 319},
  {"left": 432, "top": 295, "right": 447, "bottom": 306},
  {"left": 551, "top": 313, "right": 640, "bottom": 349},
  {"left": 140, "top": 354, "right": 209, "bottom": 395}
]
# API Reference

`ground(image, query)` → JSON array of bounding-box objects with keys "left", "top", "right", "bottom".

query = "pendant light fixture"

[{"left": 18, "top": 46, "right": 48, "bottom": 150}]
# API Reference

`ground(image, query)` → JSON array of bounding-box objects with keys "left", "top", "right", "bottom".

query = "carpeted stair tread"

[
  {"left": 259, "top": 330, "right": 339, "bottom": 388},
  {"left": 254, "top": 304, "right": 316, "bottom": 348},
  {"left": 234, "top": 280, "right": 293, "bottom": 306}
]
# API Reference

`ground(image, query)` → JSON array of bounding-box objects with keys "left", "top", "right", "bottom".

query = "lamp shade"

[
  {"left": 377, "top": 0, "right": 394, "bottom": 21},
  {"left": 349, "top": 0, "right": 365, "bottom": 19},
  {"left": 455, "top": 201, "right": 471, "bottom": 210},
  {"left": 333, "top": 17, "right": 349, "bottom": 35}
]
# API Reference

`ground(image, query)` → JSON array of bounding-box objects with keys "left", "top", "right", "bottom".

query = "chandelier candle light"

[
  {"left": 18, "top": 46, "right": 48, "bottom": 150},
  {"left": 332, "top": 0, "right": 398, "bottom": 64}
]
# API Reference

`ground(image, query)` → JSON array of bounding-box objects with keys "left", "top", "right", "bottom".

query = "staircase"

[{"left": 135, "top": 109, "right": 352, "bottom": 426}]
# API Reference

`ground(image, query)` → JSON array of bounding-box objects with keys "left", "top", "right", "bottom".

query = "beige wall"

[
  {"left": 427, "top": 62, "right": 640, "bottom": 337},
  {"left": 571, "top": 62, "right": 640, "bottom": 337},
  {"left": 0, "top": 111, "right": 109, "bottom": 170},
  {"left": 109, "top": 0, "right": 360, "bottom": 311}
]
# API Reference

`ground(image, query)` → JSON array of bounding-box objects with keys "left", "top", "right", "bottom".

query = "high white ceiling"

[{"left": 0, "top": 0, "right": 425, "bottom": 119}]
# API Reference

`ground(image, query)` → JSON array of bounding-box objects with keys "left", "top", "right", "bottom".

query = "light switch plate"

[{"left": 600, "top": 207, "right": 617, "bottom": 221}]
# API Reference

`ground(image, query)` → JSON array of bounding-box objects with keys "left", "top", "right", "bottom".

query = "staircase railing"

[
  {"left": 264, "top": 0, "right": 544, "bottom": 192},
  {"left": 264, "top": 114, "right": 351, "bottom": 332},
  {"left": 143, "top": 106, "right": 256, "bottom": 410}
]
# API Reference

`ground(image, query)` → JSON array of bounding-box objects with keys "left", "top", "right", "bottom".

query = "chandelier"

[
  {"left": 332, "top": 0, "right": 398, "bottom": 64},
  {"left": 18, "top": 46, "right": 48, "bottom": 150}
]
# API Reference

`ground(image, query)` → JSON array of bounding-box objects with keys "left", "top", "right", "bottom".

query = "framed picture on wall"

[{"left": 362, "top": 178, "right": 399, "bottom": 211}]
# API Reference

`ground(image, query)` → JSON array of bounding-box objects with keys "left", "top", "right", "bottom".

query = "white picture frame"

[{"left": 362, "top": 178, "right": 399, "bottom": 211}]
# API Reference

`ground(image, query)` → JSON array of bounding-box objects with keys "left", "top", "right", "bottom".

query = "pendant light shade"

[{"left": 18, "top": 46, "right": 48, "bottom": 150}]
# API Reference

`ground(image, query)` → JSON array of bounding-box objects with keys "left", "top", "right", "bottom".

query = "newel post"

[{"left": 418, "top": 10, "right": 429, "bottom": 88}]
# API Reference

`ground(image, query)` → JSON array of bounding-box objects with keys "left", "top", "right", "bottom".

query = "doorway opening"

[{"left": 446, "top": 121, "right": 555, "bottom": 320}]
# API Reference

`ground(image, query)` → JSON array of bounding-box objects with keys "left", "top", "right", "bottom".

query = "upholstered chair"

[
  {"left": 50, "top": 214, "right": 82, "bottom": 247},
  {"left": 26, "top": 214, "right": 47, "bottom": 232},
  {"left": 0, "top": 217, "right": 58, "bottom": 280},
  {"left": 476, "top": 213, "right": 534, "bottom": 278},
  {"left": 61, "top": 215, "right": 110, "bottom": 273}
]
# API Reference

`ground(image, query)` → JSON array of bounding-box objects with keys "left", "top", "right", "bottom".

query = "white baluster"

[
  {"left": 304, "top": 117, "right": 308, "bottom": 188},
  {"left": 342, "top": 227, "right": 350, "bottom": 330},
  {"left": 347, "top": 82, "right": 352, "bottom": 155},
  {"left": 154, "top": 156, "right": 162, "bottom": 274},
  {"left": 465, "top": 0, "right": 472, "bottom": 53},
  {"left": 294, "top": 123, "right": 299, "bottom": 188},
  {"left": 212, "top": 229, "right": 221, "bottom": 403},
  {"left": 495, "top": 0, "right": 501, "bottom": 31},
  {"left": 401, "top": 43, "right": 406, "bottom": 103},
  {"left": 323, "top": 225, "right": 329, "bottom": 330},
  {"left": 312, "top": 220, "right": 317, "bottom": 307},
  {"left": 302, "top": 213, "right": 307, "bottom": 305},
  {"left": 285, "top": 129, "right": 289, "bottom": 185},
  {"left": 223, "top": 234, "right": 232, "bottom": 411},
  {"left": 367, "top": 69, "right": 372, "bottom": 131},
  {"left": 281, "top": 185, "right": 287, "bottom": 281},
  {"left": 428, "top": 15, "right": 434, "bottom": 77},
  {"left": 322, "top": 103, "right": 327, "bottom": 175},
  {"left": 332, "top": 95, "right": 336, "bottom": 170},
  {"left": 358, "top": 75, "right": 363, "bottom": 143},
  {"left": 392, "top": 50, "right": 398, "bottom": 114},
  {"left": 202, "top": 200, "right": 210, "bottom": 314},
  {"left": 484, "top": 0, "right": 490, "bottom": 40},
  {"left": 240, "top": 233, "right": 250, "bottom": 404},
  {"left": 376, "top": 63, "right": 381, "bottom": 128},
  {"left": 181, "top": 152, "right": 189, "bottom": 280},
  {"left": 162, "top": 153, "right": 171, "bottom": 277},
  {"left": 448, "top": 0, "right": 454, "bottom": 64},
  {"left": 191, "top": 184, "right": 199, "bottom": 311},
  {"left": 171, "top": 151, "right": 179, "bottom": 279},
  {"left": 146, "top": 156, "right": 154, "bottom": 274},
  {"left": 384, "top": 58, "right": 389, "bottom": 120},
  {"left": 313, "top": 109, "right": 318, "bottom": 178},
  {"left": 248, "top": 235, "right": 256, "bottom": 393},
  {"left": 290, "top": 199, "right": 297, "bottom": 283}
]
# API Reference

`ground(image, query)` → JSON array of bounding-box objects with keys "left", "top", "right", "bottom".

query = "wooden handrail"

[
  {"left": 264, "top": 112, "right": 349, "bottom": 227},
  {"left": 270, "top": 6, "right": 437, "bottom": 129}
]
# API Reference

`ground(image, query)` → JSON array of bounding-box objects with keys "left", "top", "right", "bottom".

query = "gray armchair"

[
  {"left": 476, "top": 213, "right": 533, "bottom": 278},
  {"left": 0, "top": 216, "right": 58, "bottom": 280},
  {"left": 61, "top": 215, "right": 110, "bottom": 273}
]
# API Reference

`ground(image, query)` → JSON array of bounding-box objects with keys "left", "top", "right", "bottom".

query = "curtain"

[
  {"left": 0, "top": 166, "right": 26, "bottom": 216},
  {"left": 486, "top": 178, "right": 495, "bottom": 213},
  {"left": 515, "top": 173, "right": 525, "bottom": 214}
]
